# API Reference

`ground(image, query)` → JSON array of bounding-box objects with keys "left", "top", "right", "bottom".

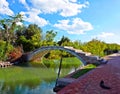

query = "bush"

[
  {"left": 0, "top": 40, "right": 13, "bottom": 61},
  {"left": 7, "top": 47, "right": 23, "bottom": 62}
]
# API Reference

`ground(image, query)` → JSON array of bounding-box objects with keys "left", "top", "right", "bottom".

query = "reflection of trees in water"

[
  {"left": 0, "top": 57, "right": 81, "bottom": 94},
  {"left": 0, "top": 81, "right": 56, "bottom": 94},
  {"left": 0, "top": 67, "right": 76, "bottom": 94},
  {"left": 0, "top": 79, "right": 41, "bottom": 94},
  {"left": 0, "top": 81, "right": 11, "bottom": 94}
]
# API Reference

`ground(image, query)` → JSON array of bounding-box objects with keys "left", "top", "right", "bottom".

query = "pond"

[
  {"left": 0, "top": 80, "right": 56, "bottom": 94},
  {"left": 0, "top": 57, "right": 82, "bottom": 94}
]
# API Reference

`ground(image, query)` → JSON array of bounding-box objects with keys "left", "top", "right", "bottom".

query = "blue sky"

[{"left": 0, "top": 0, "right": 120, "bottom": 44}]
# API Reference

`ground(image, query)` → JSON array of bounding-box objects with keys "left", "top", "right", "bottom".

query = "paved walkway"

[{"left": 57, "top": 54, "right": 120, "bottom": 94}]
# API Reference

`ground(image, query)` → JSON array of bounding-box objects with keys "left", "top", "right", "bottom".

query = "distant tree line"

[{"left": 0, "top": 14, "right": 120, "bottom": 61}]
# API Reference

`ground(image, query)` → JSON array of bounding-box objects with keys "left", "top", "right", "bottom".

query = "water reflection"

[
  {"left": 0, "top": 57, "right": 82, "bottom": 94},
  {"left": 0, "top": 67, "right": 78, "bottom": 94},
  {"left": 36, "top": 81, "right": 56, "bottom": 94},
  {"left": 14, "top": 81, "right": 56, "bottom": 94},
  {"left": 0, "top": 80, "right": 56, "bottom": 94}
]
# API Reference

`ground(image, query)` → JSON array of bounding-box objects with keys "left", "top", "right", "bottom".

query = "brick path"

[{"left": 57, "top": 54, "right": 120, "bottom": 94}]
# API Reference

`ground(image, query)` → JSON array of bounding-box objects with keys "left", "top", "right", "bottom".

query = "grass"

[
  {"left": 0, "top": 66, "right": 62, "bottom": 93},
  {"left": 0, "top": 57, "right": 84, "bottom": 86},
  {"left": 71, "top": 64, "right": 96, "bottom": 79},
  {"left": 0, "top": 66, "right": 77, "bottom": 93},
  {"left": 0, "top": 66, "right": 75, "bottom": 85},
  {"left": 43, "top": 57, "right": 82, "bottom": 68},
  {"left": 0, "top": 66, "right": 57, "bottom": 84}
]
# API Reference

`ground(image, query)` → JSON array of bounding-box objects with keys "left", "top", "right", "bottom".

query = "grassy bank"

[
  {"left": 43, "top": 57, "right": 82, "bottom": 68},
  {"left": 71, "top": 64, "right": 97, "bottom": 79},
  {"left": 0, "top": 66, "right": 57, "bottom": 84},
  {"left": 0, "top": 57, "right": 83, "bottom": 85}
]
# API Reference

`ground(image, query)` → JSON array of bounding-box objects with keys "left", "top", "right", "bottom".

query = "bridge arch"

[{"left": 26, "top": 46, "right": 87, "bottom": 66}]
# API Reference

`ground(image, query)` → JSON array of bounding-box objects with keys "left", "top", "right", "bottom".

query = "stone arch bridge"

[{"left": 12, "top": 46, "right": 103, "bottom": 66}]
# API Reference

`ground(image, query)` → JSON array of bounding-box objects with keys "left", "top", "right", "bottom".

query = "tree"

[
  {"left": 0, "top": 13, "right": 23, "bottom": 60},
  {"left": 45, "top": 30, "right": 57, "bottom": 42},
  {"left": 57, "top": 36, "right": 70, "bottom": 46},
  {"left": 16, "top": 24, "right": 43, "bottom": 52},
  {"left": 23, "top": 24, "right": 42, "bottom": 40},
  {"left": 83, "top": 39, "right": 107, "bottom": 56},
  {"left": 72, "top": 40, "right": 83, "bottom": 49},
  {"left": 43, "top": 30, "right": 57, "bottom": 46},
  {"left": 104, "top": 43, "right": 120, "bottom": 55},
  {"left": 0, "top": 13, "right": 23, "bottom": 45}
]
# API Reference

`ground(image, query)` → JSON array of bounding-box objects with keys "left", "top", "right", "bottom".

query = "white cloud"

[
  {"left": 19, "top": 0, "right": 29, "bottom": 9},
  {"left": 92, "top": 32, "right": 120, "bottom": 44},
  {"left": 96, "top": 32, "right": 115, "bottom": 38},
  {"left": 69, "top": 0, "right": 77, "bottom": 3},
  {"left": 19, "top": 0, "right": 26, "bottom": 5},
  {"left": 20, "top": 9, "right": 48, "bottom": 27},
  {"left": 54, "top": 18, "right": 93, "bottom": 34},
  {"left": 16, "top": 22, "right": 23, "bottom": 26},
  {"left": 30, "top": 0, "right": 89, "bottom": 17},
  {"left": 0, "top": 0, "right": 14, "bottom": 16}
]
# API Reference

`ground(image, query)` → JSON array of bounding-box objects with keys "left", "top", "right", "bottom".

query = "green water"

[{"left": 0, "top": 57, "right": 82, "bottom": 94}]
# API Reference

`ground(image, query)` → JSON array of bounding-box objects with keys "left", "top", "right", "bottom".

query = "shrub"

[
  {"left": 0, "top": 40, "right": 13, "bottom": 61},
  {"left": 7, "top": 46, "right": 23, "bottom": 62}
]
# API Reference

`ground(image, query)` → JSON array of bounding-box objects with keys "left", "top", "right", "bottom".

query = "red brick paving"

[{"left": 57, "top": 54, "right": 120, "bottom": 94}]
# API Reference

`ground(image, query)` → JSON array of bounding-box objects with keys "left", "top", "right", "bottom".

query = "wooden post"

[{"left": 55, "top": 55, "right": 63, "bottom": 87}]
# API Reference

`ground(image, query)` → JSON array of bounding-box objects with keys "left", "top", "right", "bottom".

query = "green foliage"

[
  {"left": 44, "top": 50, "right": 61, "bottom": 59},
  {"left": 0, "top": 66, "right": 56, "bottom": 83},
  {"left": 16, "top": 36, "right": 36, "bottom": 52},
  {"left": 45, "top": 30, "right": 57, "bottom": 42},
  {"left": 0, "top": 14, "right": 120, "bottom": 61},
  {"left": 57, "top": 36, "right": 71, "bottom": 46},
  {"left": 82, "top": 39, "right": 107, "bottom": 56},
  {"left": 0, "top": 40, "right": 13, "bottom": 60},
  {"left": 43, "top": 57, "right": 82, "bottom": 68},
  {"left": 0, "top": 14, "right": 23, "bottom": 60},
  {"left": 71, "top": 68, "right": 93, "bottom": 79},
  {"left": 104, "top": 43, "right": 120, "bottom": 55},
  {"left": 16, "top": 24, "right": 42, "bottom": 50},
  {"left": 16, "top": 25, "right": 57, "bottom": 51},
  {"left": 72, "top": 40, "right": 84, "bottom": 49},
  {"left": 44, "top": 50, "right": 74, "bottom": 60},
  {"left": 0, "top": 13, "right": 23, "bottom": 45},
  {"left": 40, "top": 30, "right": 57, "bottom": 46},
  {"left": 23, "top": 24, "right": 42, "bottom": 40}
]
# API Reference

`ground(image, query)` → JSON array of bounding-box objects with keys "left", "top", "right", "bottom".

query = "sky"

[{"left": 0, "top": 0, "right": 120, "bottom": 44}]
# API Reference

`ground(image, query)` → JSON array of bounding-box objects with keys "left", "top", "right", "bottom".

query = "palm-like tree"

[{"left": 0, "top": 13, "right": 23, "bottom": 60}]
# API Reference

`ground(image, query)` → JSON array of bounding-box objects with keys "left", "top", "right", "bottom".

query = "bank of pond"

[{"left": 0, "top": 57, "right": 95, "bottom": 94}]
